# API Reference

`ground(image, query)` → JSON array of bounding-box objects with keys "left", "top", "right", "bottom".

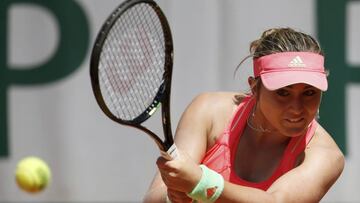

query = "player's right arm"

[{"left": 143, "top": 92, "right": 225, "bottom": 203}]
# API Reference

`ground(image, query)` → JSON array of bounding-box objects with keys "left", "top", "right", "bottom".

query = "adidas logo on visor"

[{"left": 288, "top": 56, "right": 306, "bottom": 67}]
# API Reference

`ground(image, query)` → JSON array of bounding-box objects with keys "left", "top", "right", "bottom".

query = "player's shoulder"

[
  {"left": 308, "top": 123, "right": 345, "bottom": 167},
  {"left": 312, "top": 124, "right": 341, "bottom": 150},
  {"left": 191, "top": 91, "right": 244, "bottom": 105},
  {"left": 187, "top": 91, "right": 242, "bottom": 116}
]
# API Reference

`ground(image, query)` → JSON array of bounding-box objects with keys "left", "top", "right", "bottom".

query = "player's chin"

[{"left": 282, "top": 119, "right": 309, "bottom": 137}]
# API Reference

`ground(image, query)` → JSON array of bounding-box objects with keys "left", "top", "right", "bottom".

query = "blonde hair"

[
  {"left": 250, "top": 27, "right": 323, "bottom": 58},
  {"left": 234, "top": 27, "right": 323, "bottom": 104}
]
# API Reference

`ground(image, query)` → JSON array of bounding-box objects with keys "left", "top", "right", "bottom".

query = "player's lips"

[
  {"left": 285, "top": 117, "right": 304, "bottom": 123},
  {"left": 285, "top": 118, "right": 303, "bottom": 123}
]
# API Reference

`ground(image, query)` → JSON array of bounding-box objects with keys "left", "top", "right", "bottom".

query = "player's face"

[{"left": 257, "top": 83, "right": 322, "bottom": 137}]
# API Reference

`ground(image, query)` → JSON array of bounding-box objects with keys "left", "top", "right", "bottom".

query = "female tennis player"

[{"left": 143, "top": 27, "right": 345, "bottom": 203}]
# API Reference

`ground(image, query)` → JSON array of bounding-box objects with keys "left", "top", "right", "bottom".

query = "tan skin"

[{"left": 143, "top": 78, "right": 345, "bottom": 203}]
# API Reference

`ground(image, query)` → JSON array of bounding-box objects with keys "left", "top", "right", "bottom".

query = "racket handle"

[{"left": 161, "top": 144, "right": 178, "bottom": 160}]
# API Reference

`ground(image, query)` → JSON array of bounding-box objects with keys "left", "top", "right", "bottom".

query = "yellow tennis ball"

[{"left": 15, "top": 156, "right": 51, "bottom": 193}]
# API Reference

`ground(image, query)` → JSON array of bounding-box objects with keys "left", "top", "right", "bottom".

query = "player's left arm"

[{"left": 263, "top": 124, "right": 345, "bottom": 202}]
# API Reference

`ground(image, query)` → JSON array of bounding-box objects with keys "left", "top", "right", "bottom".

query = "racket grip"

[{"left": 161, "top": 144, "right": 178, "bottom": 160}]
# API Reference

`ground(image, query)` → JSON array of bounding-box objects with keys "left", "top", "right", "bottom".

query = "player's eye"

[
  {"left": 276, "top": 89, "right": 290, "bottom": 96},
  {"left": 303, "top": 89, "right": 317, "bottom": 96}
]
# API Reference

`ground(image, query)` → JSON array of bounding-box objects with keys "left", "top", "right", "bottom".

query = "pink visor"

[{"left": 253, "top": 52, "right": 328, "bottom": 91}]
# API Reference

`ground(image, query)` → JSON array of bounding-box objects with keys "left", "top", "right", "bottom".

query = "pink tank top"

[{"left": 201, "top": 95, "right": 317, "bottom": 191}]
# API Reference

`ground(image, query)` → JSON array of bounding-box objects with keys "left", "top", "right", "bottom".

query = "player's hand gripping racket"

[{"left": 90, "top": 0, "right": 177, "bottom": 160}]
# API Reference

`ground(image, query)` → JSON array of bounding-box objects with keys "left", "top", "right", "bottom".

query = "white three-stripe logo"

[{"left": 288, "top": 56, "right": 306, "bottom": 67}]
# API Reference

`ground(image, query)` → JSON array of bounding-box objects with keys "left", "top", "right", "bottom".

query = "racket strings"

[
  {"left": 102, "top": 13, "right": 146, "bottom": 117},
  {"left": 99, "top": 3, "right": 166, "bottom": 121},
  {"left": 126, "top": 6, "right": 160, "bottom": 102},
  {"left": 121, "top": 5, "right": 163, "bottom": 111},
  {"left": 102, "top": 27, "right": 138, "bottom": 116},
  {"left": 110, "top": 13, "right": 145, "bottom": 114}
]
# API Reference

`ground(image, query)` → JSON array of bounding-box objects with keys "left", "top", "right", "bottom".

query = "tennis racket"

[{"left": 90, "top": 0, "right": 177, "bottom": 160}]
